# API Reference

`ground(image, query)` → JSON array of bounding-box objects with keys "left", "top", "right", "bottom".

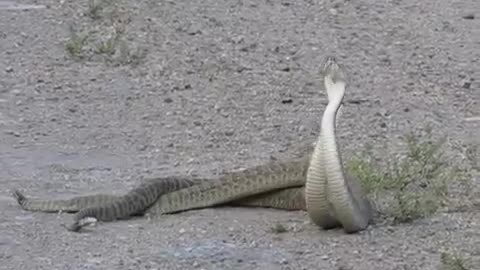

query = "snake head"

[{"left": 322, "top": 56, "right": 346, "bottom": 84}]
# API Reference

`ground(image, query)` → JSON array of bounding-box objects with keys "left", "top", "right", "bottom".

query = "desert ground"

[{"left": 0, "top": 0, "right": 479, "bottom": 269}]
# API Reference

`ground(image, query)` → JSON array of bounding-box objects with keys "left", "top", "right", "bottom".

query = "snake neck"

[
  {"left": 320, "top": 82, "right": 346, "bottom": 191},
  {"left": 321, "top": 79, "right": 345, "bottom": 139}
]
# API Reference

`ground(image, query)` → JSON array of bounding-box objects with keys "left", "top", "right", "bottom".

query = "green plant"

[
  {"left": 440, "top": 252, "right": 470, "bottom": 270},
  {"left": 64, "top": 27, "right": 89, "bottom": 59},
  {"left": 270, "top": 223, "right": 288, "bottom": 234},
  {"left": 95, "top": 33, "right": 120, "bottom": 55},
  {"left": 87, "top": 0, "right": 107, "bottom": 20},
  {"left": 346, "top": 127, "right": 460, "bottom": 224},
  {"left": 64, "top": 1, "right": 145, "bottom": 66},
  {"left": 465, "top": 143, "right": 479, "bottom": 171}
]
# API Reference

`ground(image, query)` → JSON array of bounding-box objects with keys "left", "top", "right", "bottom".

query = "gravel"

[{"left": 0, "top": 0, "right": 479, "bottom": 269}]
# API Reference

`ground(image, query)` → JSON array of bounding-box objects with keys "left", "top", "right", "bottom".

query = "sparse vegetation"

[
  {"left": 64, "top": 27, "right": 89, "bottom": 59},
  {"left": 64, "top": 0, "right": 146, "bottom": 66},
  {"left": 86, "top": 0, "right": 105, "bottom": 20},
  {"left": 346, "top": 126, "right": 467, "bottom": 224},
  {"left": 116, "top": 39, "right": 148, "bottom": 67},
  {"left": 440, "top": 252, "right": 471, "bottom": 270},
  {"left": 95, "top": 34, "right": 119, "bottom": 55},
  {"left": 270, "top": 223, "right": 288, "bottom": 234},
  {"left": 465, "top": 143, "right": 479, "bottom": 171}
]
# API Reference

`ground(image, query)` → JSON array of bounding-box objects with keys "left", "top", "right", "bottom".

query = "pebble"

[
  {"left": 5, "top": 130, "right": 20, "bottom": 137},
  {"left": 231, "top": 36, "right": 244, "bottom": 44},
  {"left": 329, "top": 8, "right": 338, "bottom": 15}
]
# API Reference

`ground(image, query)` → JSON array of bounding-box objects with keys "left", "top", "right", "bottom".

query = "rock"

[
  {"left": 281, "top": 98, "right": 293, "bottom": 104},
  {"left": 5, "top": 130, "right": 20, "bottom": 137}
]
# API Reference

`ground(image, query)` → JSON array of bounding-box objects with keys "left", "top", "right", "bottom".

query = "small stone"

[
  {"left": 179, "top": 228, "right": 186, "bottom": 234},
  {"left": 279, "top": 65, "right": 290, "bottom": 72},
  {"left": 186, "top": 26, "right": 202, "bottom": 35},
  {"left": 281, "top": 98, "right": 293, "bottom": 104},
  {"left": 5, "top": 130, "right": 20, "bottom": 137},
  {"left": 462, "top": 14, "right": 475, "bottom": 20},
  {"left": 5, "top": 67, "right": 13, "bottom": 73},
  {"left": 164, "top": 97, "right": 173, "bottom": 103},
  {"left": 231, "top": 36, "right": 244, "bottom": 44},
  {"left": 462, "top": 82, "right": 471, "bottom": 89}
]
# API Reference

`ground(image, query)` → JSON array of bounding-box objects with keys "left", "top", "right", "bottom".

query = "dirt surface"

[{"left": 1, "top": 0, "right": 479, "bottom": 269}]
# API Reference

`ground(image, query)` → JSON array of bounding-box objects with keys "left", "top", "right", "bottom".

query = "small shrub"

[
  {"left": 440, "top": 252, "right": 471, "bottom": 270},
  {"left": 346, "top": 127, "right": 461, "bottom": 224},
  {"left": 86, "top": 0, "right": 109, "bottom": 20},
  {"left": 270, "top": 223, "right": 288, "bottom": 234},
  {"left": 64, "top": 1, "right": 145, "bottom": 66},
  {"left": 95, "top": 32, "right": 120, "bottom": 56},
  {"left": 64, "top": 27, "right": 89, "bottom": 59}
]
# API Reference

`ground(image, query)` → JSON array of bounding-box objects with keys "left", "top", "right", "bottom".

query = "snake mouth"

[{"left": 305, "top": 56, "right": 372, "bottom": 233}]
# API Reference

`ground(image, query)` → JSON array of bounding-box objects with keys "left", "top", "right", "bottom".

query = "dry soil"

[{"left": 0, "top": 0, "right": 479, "bottom": 269}]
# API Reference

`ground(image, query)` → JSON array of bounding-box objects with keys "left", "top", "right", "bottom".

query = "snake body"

[
  {"left": 305, "top": 57, "right": 372, "bottom": 233},
  {"left": 13, "top": 57, "right": 373, "bottom": 233}
]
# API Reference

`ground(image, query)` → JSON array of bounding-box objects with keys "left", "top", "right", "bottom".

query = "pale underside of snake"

[{"left": 13, "top": 56, "right": 373, "bottom": 233}]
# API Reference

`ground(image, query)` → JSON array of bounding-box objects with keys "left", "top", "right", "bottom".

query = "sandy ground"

[{"left": 1, "top": 0, "right": 479, "bottom": 269}]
